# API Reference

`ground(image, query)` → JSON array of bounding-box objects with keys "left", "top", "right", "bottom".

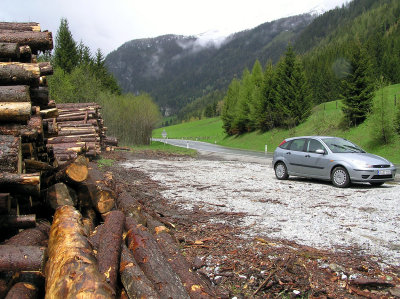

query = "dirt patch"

[{"left": 101, "top": 150, "right": 400, "bottom": 298}]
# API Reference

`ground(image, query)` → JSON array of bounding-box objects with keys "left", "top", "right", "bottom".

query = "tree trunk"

[
  {"left": 24, "top": 159, "right": 54, "bottom": 172},
  {"left": 39, "top": 108, "right": 58, "bottom": 118},
  {"left": 45, "top": 205, "right": 114, "bottom": 298},
  {"left": 4, "top": 222, "right": 50, "bottom": 246},
  {"left": 0, "top": 173, "right": 40, "bottom": 197},
  {"left": 120, "top": 244, "right": 160, "bottom": 299},
  {"left": 0, "top": 102, "right": 31, "bottom": 122},
  {"left": 0, "top": 215, "right": 36, "bottom": 229},
  {"left": 0, "top": 62, "right": 40, "bottom": 86},
  {"left": 103, "top": 136, "right": 118, "bottom": 147},
  {"left": 46, "top": 135, "right": 98, "bottom": 144},
  {"left": 125, "top": 217, "right": 190, "bottom": 299},
  {"left": 0, "top": 245, "right": 46, "bottom": 272},
  {"left": 18, "top": 46, "right": 32, "bottom": 63},
  {"left": 38, "top": 62, "right": 53, "bottom": 76},
  {"left": 4, "top": 282, "right": 39, "bottom": 299},
  {"left": 0, "top": 22, "right": 40, "bottom": 32},
  {"left": 0, "top": 31, "right": 52, "bottom": 54},
  {"left": 0, "top": 135, "right": 22, "bottom": 173},
  {"left": 0, "top": 43, "right": 20, "bottom": 60},
  {"left": 97, "top": 210, "right": 124, "bottom": 292},
  {"left": 46, "top": 183, "right": 77, "bottom": 210},
  {"left": 57, "top": 128, "right": 96, "bottom": 136},
  {"left": 0, "top": 85, "right": 30, "bottom": 102}
]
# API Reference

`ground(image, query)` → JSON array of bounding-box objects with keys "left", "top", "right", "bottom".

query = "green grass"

[
  {"left": 97, "top": 158, "right": 115, "bottom": 168},
  {"left": 153, "top": 84, "right": 400, "bottom": 163}
]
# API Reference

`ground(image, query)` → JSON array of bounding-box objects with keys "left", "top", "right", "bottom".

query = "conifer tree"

[
  {"left": 233, "top": 69, "right": 252, "bottom": 133},
  {"left": 341, "top": 40, "right": 375, "bottom": 127},
  {"left": 53, "top": 18, "right": 79, "bottom": 73},
  {"left": 221, "top": 78, "right": 240, "bottom": 135},
  {"left": 256, "top": 61, "right": 277, "bottom": 131},
  {"left": 248, "top": 60, "right": 264, "bottom": 130},
  {"left": 274, "top": 45, "right": 311, "bottom": 128}
]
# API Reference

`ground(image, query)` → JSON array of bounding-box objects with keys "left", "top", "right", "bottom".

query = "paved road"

[{"left": 153, "top": 138, "right": 273, "bottom": 164}]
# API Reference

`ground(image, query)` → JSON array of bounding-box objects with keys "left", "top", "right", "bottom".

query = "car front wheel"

[
  {"left": 331, "top": 166, "right": 350, "bottom": 188},
  {"left": 275, "top": 162, "right": 289, "bottom": 180}
]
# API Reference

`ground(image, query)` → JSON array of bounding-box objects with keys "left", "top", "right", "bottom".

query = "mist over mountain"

[{"left": 105, "top": 14, "right": 315, "bottom": 114}]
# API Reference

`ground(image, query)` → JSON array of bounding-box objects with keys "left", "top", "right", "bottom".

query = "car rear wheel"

[
  {"left": 370, "top": 182, "right": 384, "bottom": 187},
  {"left": 331, "top": 166, "right": 350, "bottom": 188},
  {"left": 275, "top": 162, "right": 289, "bottom": 180}
]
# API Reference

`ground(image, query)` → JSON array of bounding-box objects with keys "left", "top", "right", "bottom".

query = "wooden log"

[
  {"left": 97, "top": 210, "right": 124, "bottom": 292},
  {"left": 46, "top": 183, "right": 77, "bottom": 210},
  {"left": 0, "top": 173, "right": 40, "bottom": 197},
  {"left": 0, "top": 102, "right": 31, "bottom": 122},
  {"left": 21, "top": 143, "right": 34, "bottom": 157},
  {"left": 0, "top": 22, "right": 40, "bottom": 32},
  {"left": 39, "top": 108, "right": 58, "bottom": 118},
  {"left": 125, "top": 217, "right": 190, "bottom": 299},
  {"left": 0, "top": 31, "right": 52, "bottom": 54},
  {"left": 38, "top": 62, "right": 53, "bottom": 76},
  {"left": 45, "top": 205, "right": 114, "bottom": 298},
  {"left": 4, "top": 222, "right": 50, "bottom": 246},
  {"left": 18, "top": 46, "right": 32, "bottom": 63},
  {"left": 24, "top": 159, "right": 54, "bottom": 172},
  {"left": 82, "top": 208, "right": 97, "bottom": 237},
  {"left": 0, "top": 43, "right": 19, "bottom": 60},
  {"left": 0, "top": 245, "right": 46, "bottom": 272},
  {"left": 0, "top": 120, "right": 41, "bottom": 142},
  {"left": 56, "top": 102, "right": 100, "bottom": 109},
  {"left": 0, "top": 86, "right": 30, "bottom": 102},
  {"left": 46, "top": 134, "right": 98, "bottom": 144},
  {"left": 0, "top": 193, "right": 11, "bottom": 214},
  {"left": 49, "top": 155, "right": 89, "bottom": 185},
  {"left": 104, "top": 136, "right": 118, "bottom": 147},
  {"left": 147, "top": 217, "right": 216, "bottom": 298},
  {"left": 120, "top": 244, "right": 160, "bottom": 299},
  {"left": 4, "top": 282, "right": 38, "bottom": 299},
  {"left": 0, "top": 214, "right": 36, "bottom": 229},
  {"left": 0, "top": 135, "right": 22, "bottom": 173},
  {"left": 57, "top": 128, "right": 96, "bottom": 136},
  {"left": 29, "top": 87, "right": 49, "bottom": 106},
  {"left": 0, "top": 62, "right": 40, "bottom": 86}
]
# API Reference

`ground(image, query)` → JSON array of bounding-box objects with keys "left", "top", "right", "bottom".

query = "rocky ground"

[{"left": 101, "top": 149, "right": 400, "bottom": 298}]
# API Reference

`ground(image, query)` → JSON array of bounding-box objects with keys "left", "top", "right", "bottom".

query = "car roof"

[{"left": 284, "top": 136, "right": 339, "bottom": 140}]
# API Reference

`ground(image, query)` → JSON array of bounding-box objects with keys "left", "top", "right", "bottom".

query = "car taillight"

[{"left": 279, "top": 140, "right": 286, "bottom": 147}]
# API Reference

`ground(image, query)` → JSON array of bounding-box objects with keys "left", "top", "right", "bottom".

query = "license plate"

[{"left": 377, "top": 170, "right": 391, "bottom": 175}]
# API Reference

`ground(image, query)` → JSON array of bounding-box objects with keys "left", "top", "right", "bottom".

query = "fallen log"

[
  {"left": 40, "top": 108, "right": 58, "bottom": 118},
  {"left": 4, "top": 282, "right": 38, "bottom": 299},
  {"left": 0, "top": 42, "right": 19, "bottom": 60},
  {"left": 44, "top": 155, "right": 88, "bottom": 186},
  {"left": 45, "top": 205, "right": 114, "bottom": 298},
  {"left": 0, "top": 102, "right": 31, "bottom": 122},
  {"left": 0, "top": 135, "right": 22, "bottom": 173},
  {"left": 46, "top": 135, "right": 98, "bottom": 144},
  {"left": 0, "top": 86, "right": 30, "bottom": 102},
  {"left": 38, "top": 62, "right": 53, "bottom": 76},
  {"left": 97, "top": 210, "right": 124, "bottom": 292},
  {"left": 104, "top": 136, "right": 118, "bottom": 147},
  {"left": 0, "top": 22, "right": 40, "bottom": 32},
  {"left": 0, "top": 31, "right": 52, "bottom": 54},
  {"left": 125, "top": 217, "right": 190, "bottom": 299},
  {"left": 0, "top": 245, "right": 46, "bottom": 272},
  {"left": 0, "top": 172, "right": 40, "bottom": 197},
  {"left": 4, "top": 222, "right": 50, "bottom": 246},
  {"left": 24, "top": 159, "right": 54, "bottom": 172},
  {"left": 46, "top": 183, "right": 77, "bottom": 210},
  {"left": 0, "top": 62, "right": 40, "bottom": 86},
  {"left": 120, "top": 244, "right": 160, "bottom": 299},
  {"left": 0, "top": 214, "right": 36, "bottom": 229},
  {"left": 0, "top": 117, "right": 42, "bottom": 142}
]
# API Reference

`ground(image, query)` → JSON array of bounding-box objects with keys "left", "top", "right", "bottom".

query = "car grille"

[
  {"left": 373, "top": 165, "right": 391, "bottom": 168},
  {"left": 371, "top": 175, "right": 392, "bottom": 179}
]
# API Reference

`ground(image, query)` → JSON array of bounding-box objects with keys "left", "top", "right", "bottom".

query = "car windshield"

[{"left": 321, "top": 138, "right": 365, "bottom": 153}]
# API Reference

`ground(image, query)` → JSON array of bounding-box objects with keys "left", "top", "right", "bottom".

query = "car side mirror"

[{"left": 315, "top": 149, "right": 325, "bottom": 154}]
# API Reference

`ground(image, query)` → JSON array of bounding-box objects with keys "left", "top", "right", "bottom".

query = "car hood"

[{"left": 341, "top": 153, "right": 391, "bottom": 165}]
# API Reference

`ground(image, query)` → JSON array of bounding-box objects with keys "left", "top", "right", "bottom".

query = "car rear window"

[{"left": 279, "top": 140, "right": 291, "bottom": 149}]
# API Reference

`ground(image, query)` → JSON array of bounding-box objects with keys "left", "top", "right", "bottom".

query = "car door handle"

[
  {"left": 286, "top": 152, "right": 291, "bottom": 155},
  {"left": 305, "top": 154, "right": 310, "bottom": 158}
]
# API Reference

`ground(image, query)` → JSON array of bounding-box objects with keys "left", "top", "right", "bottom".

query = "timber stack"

[{"left": 0, "top": 21, "right": 216, "bottom": 299}]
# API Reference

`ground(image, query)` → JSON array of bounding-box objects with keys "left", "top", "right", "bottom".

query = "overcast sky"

[{"left": 1, "top": 0, "right": 349, "bottom": 55}]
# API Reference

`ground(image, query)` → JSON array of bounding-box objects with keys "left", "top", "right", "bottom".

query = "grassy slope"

[{"left": 153, "top": 84, "right": 400, "bottom": 163}]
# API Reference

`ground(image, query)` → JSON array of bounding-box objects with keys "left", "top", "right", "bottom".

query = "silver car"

[{"left": 272, "top": 136, "right": 397, "bottom": 187}]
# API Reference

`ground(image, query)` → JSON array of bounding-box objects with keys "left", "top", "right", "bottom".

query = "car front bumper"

[{"left": 349, "top": 167, "right": 397, "bottom": 183}]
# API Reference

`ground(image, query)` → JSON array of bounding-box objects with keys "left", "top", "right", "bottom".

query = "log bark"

[
  {"left": 147, "top": 217, "right": 216, "bottom": 298},
  {"left": 45, "top": 205, "right": 114, "bottom": 298},
  {"left": 97, "top": 210, "right": 124, "bottom": 292},
  {"left": 104, "top": 136, "right": 118, "bottom": 147},
  {"left": 52, "top": 155, "right": 89, "bottom": 184},
  {"left": 120, "top": 244, "right": 160, "bottom": 299},
  {"left": 0, "top": 62, "right": 40, "bottom": 86},
  {"left": 29, "top": 87, "right": 49, "bottom": 106},
  {"left": 0, "top": 245, "right": 46, "bottom": 272},
  {"left": 0, "top": 102, "right": 31, "bottom": 122},
  {"left": 0, "top": 193, "right": 11, "bottom": 214},
  {"left": 0, "top": 22, "right": 40, "bottom": 32},
  {"left": 0, "top": 31, "right": 52, "bottom": 54},
  {"left": 46, "top": 135, "right": 98, "bottom": 144},
  {"left": 46, "top": 183, "right": 77, "bottom": 210},
  {"left": 4, "top": 282, "right": 38, "bottom": 299},
  {"left": 24, "top": 159, "right": 54, "bottom": 172},
  {"left": 0, "top": 172, "right": 40, "bottom": 197},
  {"left": 56, "top": 102, "right": 100, "bottom": 109},
  {"left": 0, "top": 85, "right": 30, "bottom": 102},
  {"left": 0, "top": 135, "right": 22, "bottom": 173},
  {"left": 125, "top": 217, "right": 190, "bottom": 299},
  {"left": 18, "top": 45, "right": 32, "bottom": 63},
  {"left": 39, "top": 108, "right": 58, "bottom": 118},
  {"left": 0, "top": 214, "right": 36, "bottom": 229},
  {"left": 38, "top": 62, "right": 53, "bottom": 76},
  {"left": 57, "top": 128, "right": 96, "bottom": 136},
  {"left": 0, "top": 43, "right": 19, "bottom": 60},
  {"left": 4, "top": 222, "right": 50, "bottom": 246}
]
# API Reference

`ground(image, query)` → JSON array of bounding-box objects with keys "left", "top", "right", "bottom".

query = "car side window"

[
  {"left": 307, "top": 139, "right": 325, "bottom": 153},
  {"left": 280, "top": 140, "right": 292, "bottom": 149},
  {"left": 289, "top": 139, "right": 306, "bottom": 152}
]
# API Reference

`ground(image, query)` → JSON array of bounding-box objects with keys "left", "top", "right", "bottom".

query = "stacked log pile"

[{"left": 0, "top": 22, "right": 215, "bottom": 299}]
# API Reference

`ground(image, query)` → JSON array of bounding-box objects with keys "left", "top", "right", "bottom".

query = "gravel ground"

[{"left": 121, "top": 155, "right": 400, "bottom": 267}]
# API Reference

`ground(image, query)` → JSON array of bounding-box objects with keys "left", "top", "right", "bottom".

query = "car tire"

[
  {"left": 331, "top": 166, "right": 350, "bottom": 188},
  {"left": 370, "top": 182, "right": 384, "bottom": 187},
  {"left": 275, "top": 162, "right": 289, "bottom": 180}
]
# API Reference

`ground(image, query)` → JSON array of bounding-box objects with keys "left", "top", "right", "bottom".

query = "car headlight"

[{"left": 352, "top": 160, "right": 373, "bottom": 169}]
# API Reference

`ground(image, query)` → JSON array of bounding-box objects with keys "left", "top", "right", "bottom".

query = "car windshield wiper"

[{"left": 343, "top": 145, "right": 364, "bottom": 153}]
